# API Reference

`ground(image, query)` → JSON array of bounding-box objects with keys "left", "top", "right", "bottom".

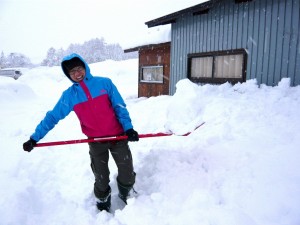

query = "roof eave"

[
  {"left": 124, "top": 42, "right": 171, "bottom": 53},
  {"left": 145, "top": 0, "right": 213, "bottom": 28}
]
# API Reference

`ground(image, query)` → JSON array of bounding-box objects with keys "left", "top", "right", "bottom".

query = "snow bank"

[
  {"left": 0, "top": 77, "right": 36, "bottom": 103},
  {"left": 0, "top": 60, "right": 299, "bottom": 225}
]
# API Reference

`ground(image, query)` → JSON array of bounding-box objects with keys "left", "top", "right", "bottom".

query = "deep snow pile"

[{"left": 0, "top": 59, "right": 299, "bottom": 225}]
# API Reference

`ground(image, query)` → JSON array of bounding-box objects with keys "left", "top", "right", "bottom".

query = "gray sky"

[{"left": 0, "top": 0, "right": 203, "bottom": 63}]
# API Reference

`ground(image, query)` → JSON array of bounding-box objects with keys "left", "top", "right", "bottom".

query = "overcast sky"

[{"left": 0, "top": 0, "right": 204, "bottom": 63}]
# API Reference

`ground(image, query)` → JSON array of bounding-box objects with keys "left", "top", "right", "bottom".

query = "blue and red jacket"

[{"left": 31, "top": 53, "right": 133, "bottom": 142}]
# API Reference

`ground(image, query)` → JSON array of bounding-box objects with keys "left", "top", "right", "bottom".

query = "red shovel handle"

[{"left": 35, "top": 122, "right": 205, "bottom": 147}]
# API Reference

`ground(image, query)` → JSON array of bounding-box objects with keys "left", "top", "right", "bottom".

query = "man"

[{"left": 23, "top": 53, "right": 139, "bottom": 212}]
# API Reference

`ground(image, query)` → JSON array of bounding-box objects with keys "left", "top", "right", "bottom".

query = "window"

[
  {"left": 140, "top": 66, "right": 164, "bottom": 83},
  {"left": 188, "top": 49, "right": 247, "bottom": 84},
  {"left": 191, "top": 57, "right": 213, "bottom": 78},
  {"left": 214, "top": 54, "right": 244, "bottom": 78}
]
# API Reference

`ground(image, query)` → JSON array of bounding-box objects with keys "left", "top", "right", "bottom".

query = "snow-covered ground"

[{"left": 0, "top": 59, "right": 299, "bottom": 225}]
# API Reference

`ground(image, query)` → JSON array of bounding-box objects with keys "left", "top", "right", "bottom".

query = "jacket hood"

[{"left": 61, "top": 53, "right": 91, "bottom": 83}]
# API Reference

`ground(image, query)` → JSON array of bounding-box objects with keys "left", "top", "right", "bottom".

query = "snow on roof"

[
  {"left": 121, "top": 0, "right": 209, "bottom": 51},
  {"left": 121, "top": 24, "right": 171, "bottom": 51}
]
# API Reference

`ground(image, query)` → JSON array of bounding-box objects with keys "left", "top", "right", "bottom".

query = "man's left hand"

[{"left": 125, "top": 129, "right": 139, "bottom": 142}]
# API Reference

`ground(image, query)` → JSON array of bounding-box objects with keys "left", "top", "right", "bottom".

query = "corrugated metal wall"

[{"left": 170, "top": 0, "right": 300, "bottom": 95}]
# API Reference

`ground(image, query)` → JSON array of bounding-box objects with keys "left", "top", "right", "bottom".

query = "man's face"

[{"left": 69, "top": 66, "right": 86, "bottom": 82}]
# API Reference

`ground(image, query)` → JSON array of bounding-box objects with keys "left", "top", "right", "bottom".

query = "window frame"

[
  {"left": 139, "top": 65, "right": 164, "bottom": 84},
  {"left": 187, "top": 49, "right": 247, "bottom": 84}
]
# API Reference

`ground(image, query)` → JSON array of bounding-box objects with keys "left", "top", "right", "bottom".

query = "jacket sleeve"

[
  {"left": 31, "top": 91, "right": 73, "bottom": 142},
  {"left": 106, "top": 78, "right": 133, "bottom": 132}
]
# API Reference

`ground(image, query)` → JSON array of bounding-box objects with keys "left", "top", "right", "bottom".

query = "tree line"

[
  {"left": 0, "top": 38, "right": 137, "bottom": 68},
  {"left": 0, "top": 52, "right": 31, "bottom": 68}
]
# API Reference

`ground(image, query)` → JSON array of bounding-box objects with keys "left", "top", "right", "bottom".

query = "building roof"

[
  {"left": 123, "top": 0, "right": 214, "bottom": 52},
  {"left": 124, "top": 42, "right": 171, "bottom": 53},
  {"left": 145, "top": 0, "right": 213, "bottom": 28}
]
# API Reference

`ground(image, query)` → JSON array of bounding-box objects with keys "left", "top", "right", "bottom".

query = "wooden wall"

[{"left": 138, "top": 42, "right": 171, "bottom": 97}]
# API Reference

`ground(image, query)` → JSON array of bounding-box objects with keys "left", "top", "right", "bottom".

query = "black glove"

[
  {"left": 125, "top": 128, "right": 139, "bottom": 142},
  {"left": 23, "top": 138, "right": 37, "bottom": 152}
]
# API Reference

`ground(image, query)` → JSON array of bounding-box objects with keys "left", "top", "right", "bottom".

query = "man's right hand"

[{"left": 23, "top": 138, "right": 37, "bottom": 152}]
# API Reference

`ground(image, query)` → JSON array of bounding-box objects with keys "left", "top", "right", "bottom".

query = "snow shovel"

[{"left": 35, "top": 122, "right": 205, "bottom": 147}]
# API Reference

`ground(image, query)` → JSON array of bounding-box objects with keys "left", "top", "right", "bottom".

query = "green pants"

[{"left": 88, "top": 140, "right": 135, "bottom": 199}]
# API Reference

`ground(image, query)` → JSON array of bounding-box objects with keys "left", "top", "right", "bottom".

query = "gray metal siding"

[{"left": 170, "top": 0, "right": 300, "bottom": 95}]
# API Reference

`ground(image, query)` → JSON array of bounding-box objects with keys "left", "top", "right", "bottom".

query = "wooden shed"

[
  {"left": 145, "top": 0, "right": 300, "bottom": 95},
  {"left": 125, "top": 42, "right": 171, "bottom": 97}
]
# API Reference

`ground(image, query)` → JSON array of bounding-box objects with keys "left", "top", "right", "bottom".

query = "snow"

[
  {"left": 1, "top": 59, "right": 300, "bottom": 225},
  {"left": 120, "top": 25, "right": 171, "bottom": 50}
]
